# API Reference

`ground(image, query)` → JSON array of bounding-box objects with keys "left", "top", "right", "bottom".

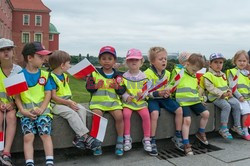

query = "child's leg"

[
  {"left": 175, "top": 107, "right": 183, "bottom": 132},
  {"left": 228, "top": 97, "right": 241, "bottom": 127},
  {"left": 150, "top": 111, "right": 159, "bottom": 137},
  {"left": 4, "top": 110, "right": 16, "bottom": 153},
  {"left": 109, "top": 109, "right": 124, "bottom": 137},
  {"left": 200, "top": 110, "right": 210, "bottom": 129},
  {"left": 0, "top": 111, "right": 3, "bottom": 130},
  {"left": 40, "top": 134, "right": 53, "bottom": 156},
  {"left": 137, "top": 107, "right": 151, "bottom": 138},
  {"left": 24, "top": 133, "right": 35, "bottom": 160},
  {"left": 123, "top": 107, "right": 133, "bottom": 136},
  {"left": 242, "top": 114, "right": 250, "bottom": 135},
  {"left": 76, "top": 104, "right": 87, "bottom": 125},
  {"left": 182, "top": 116, "right": 191, "bottom": 144},
  {"left": 213, "top": 98, "right": 231, "bottom": 127}
]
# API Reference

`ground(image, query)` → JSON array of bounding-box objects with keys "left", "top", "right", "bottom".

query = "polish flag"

[
  {"left": 244, "top": 114, "right": 250, "bottom": 127},
  {"left": 230, "top": 69, "right": 240, "bottom": 93},
  {"left": 90, "top": 114, "right": 108, "bottom": 142},
  {"left": 137, "top": 80, "right": 153, "bottom": 101},
  {"left": 4, "top": 73, "right": 28, "bottom": 96},
  {"left": 0, "top": 132, "right": 4, "bottom": 151},
  {"left": 148, "top": 76, "right": 168, "bottom": 93},
  {"left": 167, "top": 68, "right": 184, "bottom": 93},
  {"left": 67, "top": 58, "right": 96, "bottom": 79},
  {"left": 196, "top": 68, "right": 206, "bottom": 85}
]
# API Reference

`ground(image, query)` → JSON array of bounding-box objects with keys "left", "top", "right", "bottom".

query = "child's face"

[
  {"left": 61, "top": 61, "right": 71, "bottom": 72},
  {"left": 99, "top": 53, "right": 116, "bottom": 71},
  {"left": 186, "top": 63, "right": 201, "bottom": 75},
  {"left": 151, "top": 51, "right": 167, "bottom": 72},
  {"left": 0, "top": 47, "right": 14, "bottom": 61},
  {"left": 210, "top": 58, "right": 224, "bottom": 72},
  {"left": 126, "top": 59, "right": 142, "bottom": 71},
  {"left": 29, "top": 54, "right": 46, "bottom": 68},
  {"left": 235, "top": 54, "right": 248, "bottom": 70}
]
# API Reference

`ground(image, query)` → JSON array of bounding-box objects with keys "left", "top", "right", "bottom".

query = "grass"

[{"left": 68, "top": 75, "right": 90, "bottom": 103}]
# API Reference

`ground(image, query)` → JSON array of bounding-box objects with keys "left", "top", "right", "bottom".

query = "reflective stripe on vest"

[
  {"left": 122, "top": 78, "right": 148, "bottom": 110},
  {"left": 89, "top": 71, "right": 122, "bottom": 111},
  {"left": 203, "top": 71, "right": 228, "bottom": 102},
  {"left": 228, "top": 68, "right": 250, "bottom": 100},
  {"left": 175, "top": 70, "right": 201, "bottom": 106},
  {"left": 144, "top": 68, "right": 170, "bottom": 91},
  {"left": 17, "top": 70, "right": 52, "bottom": 118},
  {"left": 0, "top": 68, "right": 13, "bottom": 103},
  {"left": 50, "top": 73, "right": 72, "bottom": 102}
]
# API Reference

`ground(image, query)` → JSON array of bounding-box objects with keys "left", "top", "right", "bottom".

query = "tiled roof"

[{"left": 10, "top": 0, "right": 51, "bottom": 12}]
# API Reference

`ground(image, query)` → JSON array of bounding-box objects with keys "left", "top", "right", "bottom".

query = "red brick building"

[{"left": 0, "top": 0, "right": 59, "bottom": 65}]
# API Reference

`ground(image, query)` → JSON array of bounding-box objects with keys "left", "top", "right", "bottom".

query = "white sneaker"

[
  {"left": 124, "top": 136, "right": 132, "bottom": 151},
  {"left": 142, "top": 138, "right": 152, "bottom": 152}
]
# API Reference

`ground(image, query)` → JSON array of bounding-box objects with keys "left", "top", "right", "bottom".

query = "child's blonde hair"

[
  {"left": 148, "top": 47, "right": 167, "bottom": 63},
  {"left": 188, "top": 53, "right": 205, "bottom": 69},
  {"left": 232, "top": 50, "right": 249, "bottom": 65}
]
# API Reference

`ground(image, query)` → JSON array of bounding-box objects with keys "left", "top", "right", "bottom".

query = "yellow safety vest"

[
  {"left": 89, "top": 71, "right": 123, "bottom": 111},
  {"left": 50, "top": 73, "right": 72, "bottom": 101},
  {"left": 122, "top": 78, "right": 148, "bottom": 110},
  {"left": 144, "top": 68, "right": 170, "bottom": 91},
  {"left": 203, "top": 71, "right": 228, "bottom": 102},
  {"left": 175, "top": 69, "right": 201, "bottom": 106},
  {"left": 17, "top": 70, "right": 52, "bottom": 118},
  {"left": 0, "top": 68, "right": 13, "bottom": 104},
  {"left": 227, "top": 68, "right": 250, "bottom": 100}
]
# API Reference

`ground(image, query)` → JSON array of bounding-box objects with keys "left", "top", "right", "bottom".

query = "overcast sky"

[{"left": 43, "top": 0, "right": 250, "bottom": 59}]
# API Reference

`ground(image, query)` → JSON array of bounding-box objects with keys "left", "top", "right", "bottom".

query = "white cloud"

[{"left": 43, "top": 0, "right": 250, "bottom": 59}]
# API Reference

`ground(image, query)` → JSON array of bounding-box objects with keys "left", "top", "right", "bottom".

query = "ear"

[
  {"left": 27, "top": 55, "right": 33, "bottom": 62},
  {"left": 60, "top": 63, "right": 65, "bottom": 69}
]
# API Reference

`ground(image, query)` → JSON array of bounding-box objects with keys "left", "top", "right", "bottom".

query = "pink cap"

[{"left": 126, "top": 48, "right": 143, "bottom": 60}]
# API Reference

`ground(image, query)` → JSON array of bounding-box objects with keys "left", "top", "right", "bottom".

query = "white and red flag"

[
  {"left": 148, "top": 76, "right": 168, "bottom": 93},
  {"left": 196, "top": 68, "right": 206, "bottom": 85},
  {"left": 4, "top": 72, "right": 28, "bottom": 96},
  {"left": 0, "top": 131, "right": 4, "bottom": 151},
  {"left": 67, "top": 58, "right": 96, "bottom": 79},
  {"left": 137, "top": 80, "right": 153, "bottom": 101},
  {"left": 230, "top": 69, "right": 240, "bottom": 93},
  {"left": 167, "top": 68, "right": 184, "bottom": 93},
  {"left": 90, "top": 114, "right": 108, "bottom": 142}
]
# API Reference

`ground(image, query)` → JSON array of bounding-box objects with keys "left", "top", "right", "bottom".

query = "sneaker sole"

[
  {"left": 195, "top": 134, "right": 209, "bottom": 145},
  {"left": 148, "top": 152, "right": 158, "bottom": 156}
]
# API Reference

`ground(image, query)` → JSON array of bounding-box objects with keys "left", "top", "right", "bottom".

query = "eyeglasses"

[{"left": 0, "top": 47, "right": 12, "bottom": 52}]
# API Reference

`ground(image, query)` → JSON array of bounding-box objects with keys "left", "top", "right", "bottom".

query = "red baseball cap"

[{"left": 98, "top": 46, "right": 116, "bottom": 58}]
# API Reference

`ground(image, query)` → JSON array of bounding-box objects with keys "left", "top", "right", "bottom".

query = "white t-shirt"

[{"left": 9, "top": 64, "right": 23, "bottom": 76}]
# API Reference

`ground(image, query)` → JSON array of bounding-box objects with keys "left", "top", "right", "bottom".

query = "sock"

[
  {"left": 2, "top": 151, "right": 11, "bottom": 156},
  {"left": 117, "top": 136, "right": 123, "bottom": 142},
  {"left": 199, "top": 128, "right": 205, "bottom": 133},
  {"left": 26, "top": 159, "right": 34, "bottom": 166},
  {"left": 150, "top": 136, "right": 156, "bottom": 144},
  {"left": 182, "top": 139, "right": 189, "bottom": 145},
  {"left": 124, "top": 134, "right": 130, "bottom": 138},
  {"left": 243, "top": 127, "right": 249, "bottom": 136},
  {"left": 46, "top": 156, "right": 54, "bottom": 165},
  {"left": 220, "top": 125, "right": 227, "bottom": 130},
  {"left": 175, "top": 130, "right": 182, "bottom": 138}
]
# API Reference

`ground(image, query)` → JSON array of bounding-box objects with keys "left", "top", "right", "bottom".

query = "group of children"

[{"left": 0, "top": 37, "right": 249, "bottom": 166}]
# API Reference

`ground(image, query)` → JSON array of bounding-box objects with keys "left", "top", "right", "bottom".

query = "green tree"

[{"left": 223, "top": 59, "right": 234, "bottom": 72}]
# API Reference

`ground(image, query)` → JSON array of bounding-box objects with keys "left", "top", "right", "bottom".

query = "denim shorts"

[
  {"left": 20, "top": 115, "right": 52, "bottom": 135},
  {"left": 182, "top": 103, "right": 207, "bottom": 117},
  {"left": 148, "top": 98, "right": 180, "bottom": 114}
]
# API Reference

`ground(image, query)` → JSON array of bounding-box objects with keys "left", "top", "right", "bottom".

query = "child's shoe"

[
  {"left": 0, "top": 154, "right": 13, "bottom": 166},
  {"left": 184, "top": 144, "right": 194, "bottom": 156},
  {"left": 83, "top": 135, "right": 101, "bottom": 151},
  {"left": 149, "top": 139, "right": 158, "bottom": 156},
  {"left": 25, "top": 162, "right": 35, "bottom": 166},
  {"left": 142, "top": 138, "right": 152, "bottom": 152},
  {"left": 243, "top": 135, "right": 250, "bottom": 141},
  {"left": 72, "top": 135, "right": 86, "bottom": 150},
  {"left": 115, "top": 141, "right": 124, "bottom": 156},
  {"left": 231, "top": 126, "right": 244, "bottom": 136},
  {"left": 219, "top": 128, "right": 233, "bottom": 140},
  {"left": 171, "top": 136, "right": 184, "bottom": 151},
  {"left": 195, "top": 132, "right": 208, "bottom": 145},
  {"left": 93, "top": 146, "right": 103, "bottom": 156},
  {"left": 124, "top": 136, "right": 132, "bottom": 151}
]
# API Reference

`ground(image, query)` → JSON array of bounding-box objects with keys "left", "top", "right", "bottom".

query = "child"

[
  {"left": 144, "top": 47, "right": 183, "bottom": 156},
  {"left": 86, "top": 46, "right": 126, "bottom": 156},
  {"left": 203, "top": 53, "right": 244, "bottom": 140},
  {"left": 48, "top": 50, "right": 100, "bottom": 150},
  {"left": 0, "top": 38, "right": 22, "bottom": 165},
  {"left": 227, "top": 50, "right": 250, "bottom": 140},
  {"left": 122, "top": 48, "right": 151, "bottom": 152},
  {"left": 173, "top": 53, "right": 210, "bottom": 155},
  {"left": 15, "top": 42, "right": 54, "bottom": 166}
]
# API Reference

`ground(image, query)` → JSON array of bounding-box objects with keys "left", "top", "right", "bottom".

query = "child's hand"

[
  {"left": 227, "top": 91, "right": 233, "bottom": 98},
  {"left": 5, "top": 103, "right": 15, "bottom": 111},
  {"left": 163, "top": 89, "right": 171, "bottom": 98},
  {"left": 158, "top": 90, "right": 166, "bottom": 97},
  {"left": 33, "top": 107, "right": 43, "bottom": 115},
  {"left": 127, "top": 96, "right": 134, "bottom": 103},
  {"left": 0, "top": 103, "right": 6, "bottom": 112},
  {"left": 68, "top": 100, "right": 79, "bottom": 111},
  {"left": 22, "top": 110, "right": 37, "bottom": 120},
  {"left": 221, "top": 93, "right": 228, "bottom": 99},
  {"left": 109, "top": 81, "right": 119, "bottom": 89},
  {"left": 239, "top": 96, "right": 245, "bottom": 102},
  {"left": 95, "top": 80, "right": 104, "bottom": 89}
]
